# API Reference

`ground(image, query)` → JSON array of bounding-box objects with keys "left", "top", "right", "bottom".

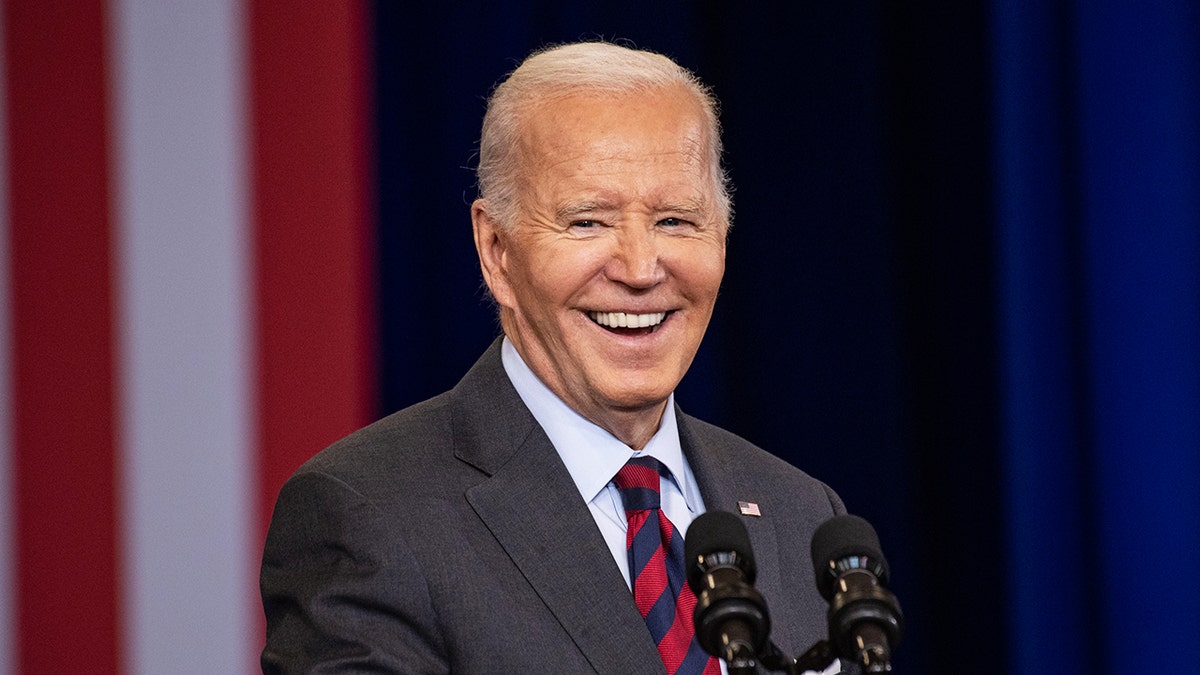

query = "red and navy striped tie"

[{"left": 613, "top": 457, "right": 721, "bottom": 675}]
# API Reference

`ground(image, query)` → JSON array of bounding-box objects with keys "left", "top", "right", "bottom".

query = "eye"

[
  {"left": 570, "top": 219, "right": 600, "bottom": 229},
  {"left": 658, "top": 217, "right": 687, "bottom": 228}
]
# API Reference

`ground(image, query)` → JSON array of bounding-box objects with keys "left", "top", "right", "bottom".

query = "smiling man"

[
  {"left": 473, "top": 77, "right": 726, "bottom": 452},
  {"left": 261, "top": 42, "right": 848, "bottom": 675}
]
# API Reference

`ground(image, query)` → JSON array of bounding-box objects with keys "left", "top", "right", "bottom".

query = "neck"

[
  {"left": 589, "top": 401, "right": 669, "bottom": 451},
  {"left": 501, "top": 325, "right": 675, "bottom": 451}
]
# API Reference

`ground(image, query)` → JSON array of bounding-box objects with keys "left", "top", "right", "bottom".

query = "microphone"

[
  {"left": 685, "top": 510, "right": 770, "bottom": 673},
  {"left": 810, "top": 515, "right": 904, "bottom": 673}
]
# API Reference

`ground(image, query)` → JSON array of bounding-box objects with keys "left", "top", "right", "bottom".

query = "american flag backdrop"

[{"left": 1, "top": 1, "right": 376, "bottom": 672}]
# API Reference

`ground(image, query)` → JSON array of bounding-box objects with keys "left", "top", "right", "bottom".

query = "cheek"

[
  {"left": 705, "top": 255, "right": 726, "bottom": 291},
  {"left": 507, "top": 253, "right": 587, "bottom": 315},
  {"left": 530, "top": 248, "right": 609, "bottom": 294},
  {"left": 672, "top": 247, "right": 726, "bottom": 299}
]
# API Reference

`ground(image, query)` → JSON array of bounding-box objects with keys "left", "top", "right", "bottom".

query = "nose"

[{"left": 606, "top": 223, "right": 665, "bottom": 289}]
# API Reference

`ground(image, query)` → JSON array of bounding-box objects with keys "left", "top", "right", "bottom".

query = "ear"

[{"left": 471, "top": 199, "right": 516, "bottom": 308}]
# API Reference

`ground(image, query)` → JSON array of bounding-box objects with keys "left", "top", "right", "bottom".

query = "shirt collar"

[{"left": 500, "top": 337, "right": 694, "bottom": 506}]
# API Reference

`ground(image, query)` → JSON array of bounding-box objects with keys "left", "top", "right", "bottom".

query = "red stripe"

[
  {"left": 660, "top": 584, "right": 698, "bottom": 669},
  {"left": 634, "top": 546, "right": 669, "bottom": 613},
  {"left": 4, "top": 1, "right": 121, "bottom": 671},
  {"left": 617, "top": 463, "right": 661, "bottom": 491},
  {"left": 249, "top": 0, "right": 376, "bottom": 539}
]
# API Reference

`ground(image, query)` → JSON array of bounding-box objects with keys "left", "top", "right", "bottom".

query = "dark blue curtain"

[
  {"left": 993, "top": 1, "right": 1200, "bottom": 672},
  {"left": 371, "top": 2, "right": 1200, "bottom": 672}
]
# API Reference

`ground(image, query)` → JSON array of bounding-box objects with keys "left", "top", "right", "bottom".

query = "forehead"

[{"left": 515, "top": 86, "right": 715, "bottom": 199}]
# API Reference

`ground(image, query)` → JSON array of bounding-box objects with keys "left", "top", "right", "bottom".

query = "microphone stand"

[
  {"left": 724, "top": 643, "right": 760, "bottom": 675},
  {"left": 757, "top": 638, "right": 836, "bottom": 675},
  {"left": 761, "top": 637, "right": 902, "bottom": 674},
  {"left": 791, "top": 640, "right": 838, "bottom": 674}
]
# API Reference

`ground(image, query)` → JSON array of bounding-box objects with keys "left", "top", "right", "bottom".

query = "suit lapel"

[
  {"left": 679, "top": 410, "right": 787, "bottom": 648},
  {"left": 451, "top": 340, "right": 664, "bottom": 674}
]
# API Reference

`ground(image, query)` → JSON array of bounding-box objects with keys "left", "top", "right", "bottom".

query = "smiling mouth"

[{"left": 587, "top": 310, "right": 669, "bottom": 334}]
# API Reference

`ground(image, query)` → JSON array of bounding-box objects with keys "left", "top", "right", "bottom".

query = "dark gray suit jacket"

[{"left": 261, "top": 340, "right": 847, "bottom": 673}]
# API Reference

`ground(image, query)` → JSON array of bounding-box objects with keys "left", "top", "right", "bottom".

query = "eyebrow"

[
  {"left": 556, "top": 200, "right": 618, "bottom": 220},
  {"left": 555, "top": 198, "right": 708, "bottom": 221},
  {"left": 657, "top": 200, "right": 706, "bottom": 216}
]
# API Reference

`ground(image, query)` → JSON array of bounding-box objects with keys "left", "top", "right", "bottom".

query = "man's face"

[{"left": 476, "top": 85, "right": 727, "bottom": 439}]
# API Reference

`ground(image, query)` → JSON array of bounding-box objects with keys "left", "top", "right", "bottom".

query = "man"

[{"left": 261, "top": 41, "right": 847, "bottom": 674}]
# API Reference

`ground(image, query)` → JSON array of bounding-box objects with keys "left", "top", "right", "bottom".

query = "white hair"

[{"left": 476, "top": 41, "right": 732, "bottom": 230}]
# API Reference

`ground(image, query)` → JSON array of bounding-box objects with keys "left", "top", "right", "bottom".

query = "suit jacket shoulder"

[{"left": 262, "top": 339, "right": 664, "bottom": 674}]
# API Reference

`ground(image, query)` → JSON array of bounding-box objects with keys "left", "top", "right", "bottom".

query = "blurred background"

[{"left": 3, "top": 1, "right": 1198, "bottom": 673}]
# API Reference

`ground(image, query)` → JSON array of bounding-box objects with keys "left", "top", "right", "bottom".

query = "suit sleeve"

[{"left": 260, "top": 470, "right": 448, "bottom": 674}]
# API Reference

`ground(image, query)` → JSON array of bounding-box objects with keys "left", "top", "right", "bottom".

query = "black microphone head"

[
  {"left": 685, "top": 510, "right": 757, "bottom": 591},
  {"left": 810, "top": 514, "right": 890, "bottom": 601}
]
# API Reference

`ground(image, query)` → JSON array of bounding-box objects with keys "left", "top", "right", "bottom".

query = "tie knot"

[{"left": 613, "top": 456, "right": 666, "bottom": 513}]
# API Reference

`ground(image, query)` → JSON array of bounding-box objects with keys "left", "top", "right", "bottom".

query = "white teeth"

[{"left": 589, "top": 311, "right": 667, "bottom": 329}]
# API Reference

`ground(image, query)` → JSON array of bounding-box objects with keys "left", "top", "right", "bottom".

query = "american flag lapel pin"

[{"left": 737, "top": 501, "right": 761, "bottom": 517}]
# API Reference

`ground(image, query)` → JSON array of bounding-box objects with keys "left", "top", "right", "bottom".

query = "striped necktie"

[{"left": 612, "top": 456, "right": 721, "bottom": 675}]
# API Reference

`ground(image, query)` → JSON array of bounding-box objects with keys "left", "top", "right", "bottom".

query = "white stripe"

[
  {"left": 0, "top": 6, "right": 16, "bottom": 672},
  {"left": 109, "top": 1, "right": 255, "bottom": 673}
]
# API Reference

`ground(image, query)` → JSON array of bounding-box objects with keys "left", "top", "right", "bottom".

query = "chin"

[
  {"left": 598, "top": 384, "right": 675, "bottom": 412},
  {"left": 583, "top": 363, "right": 685, "bottom": 408}
]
